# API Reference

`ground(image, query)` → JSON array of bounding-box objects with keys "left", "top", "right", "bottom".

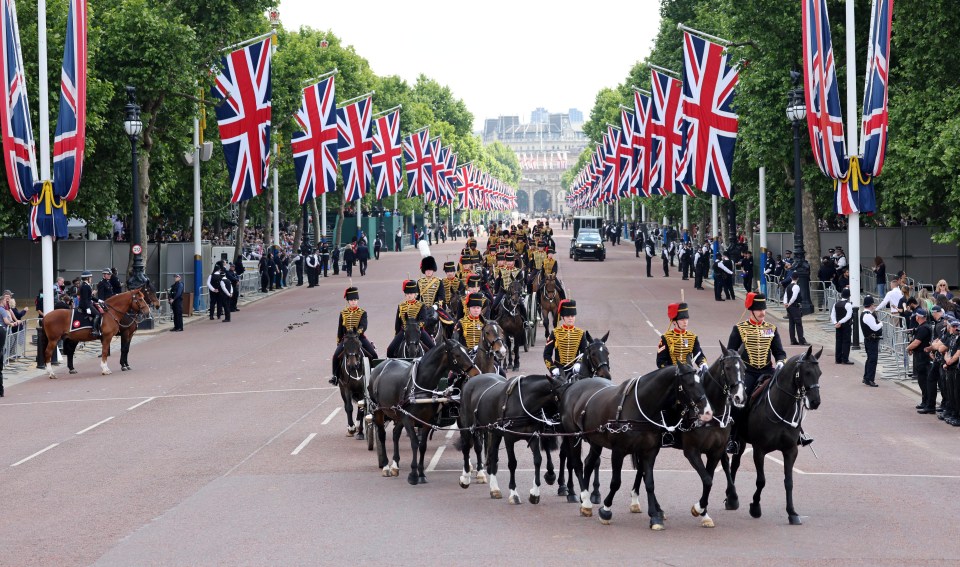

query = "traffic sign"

[{"left": 132, "top": 244, "right": 143, "bottom": 255}]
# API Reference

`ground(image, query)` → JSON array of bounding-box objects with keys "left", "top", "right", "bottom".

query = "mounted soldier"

[
  {"left": 540, "top": 243, "right": 566, "bottom": 300},
  {"left": 543, "top": 299, "right": 590, "bottom": 379},
  {"left": 454, "top": 293, "right": 488, "bottom": 351},
  {"left": 386, "top": 280, "right": 436, "bottom": 358},
  {"left": 493, "top": 252, "right": 527, "bottom": 320},
  {"left": 656, "top": 302, "right": 708, "bottom": 372},
  {"left": 329, "top": 286, "right": 379, "bottom": 386}
]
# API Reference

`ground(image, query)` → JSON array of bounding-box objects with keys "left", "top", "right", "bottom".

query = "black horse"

[
  {"left": 495, "top": 279, "right": 526, "bottom": 370},
  {"left": 472, "top": 321, "right": 508, "bottom": 376},
  {"left": 456, "top": 373, "right": 564, "bottom": 504},
  {"left": 729, "top": 346, "right": 823, "bottom": 525},
  {"left": 336, "top": 332, "right": 368, "bottom": 440},
  {"left": 645, "top": 343, "right": 747, "bottom": 528},
  {"left": 561, "top": 359, "right": 713, "bottom": 529},
  {"left": 398, "top": 317, "right": 426, "bottom": 358},
  {"left": 420, "top": 304, "right": 449, "bottom": 344},
  {"left": 368, "top": 339, "right": 480, "bottom": 485},
  {"left": 556, "top": 333, "right": 612, "bottom": 503}
]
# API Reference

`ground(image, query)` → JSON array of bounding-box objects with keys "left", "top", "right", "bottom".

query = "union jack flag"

[
  {"left": 425, "top": 137, "right": 445, "bottom": 203},
  {"left": 615, "top": 111, "right": 634, "bottom": 198},
  {"left": 633, "top": 90, "right": 652, "bottom": 196},
  {"left": 52, "top": 0, "right": 87, "bottom": 204},
  {"left": 649, "top": 69, "right": 693, "bottom": 196},
  {"left": 442, "top": 147, "right": 458, "bottom": 204},
  {"left": 861, "top": 0, "right": 892, "bottom": 179},
  {"left": 337, "top": 96, "right": 373, "bottom": 202},
  {"left": 291, "top": 76, "right": 338, "bottom": 205},
  {"left": 679, "top": 32, "right": 739, "bottom": 199},
  {"left": 457, "top": 163, "right": 472, "bottom": 209},
  {"left": 211, "top": 37, "right": 272, "bottom": 203},
  {"left": 1, "top": 0, "right": 39, "bottom": 205},
  {"left": 403, "top": 129, "right": 433, "bottom": 197},
  {"left": 802, "top": 0, "right": 848, "bottom": 182},
  {"left": 371, "top": 109, "right": 402, "bottom": 199}
]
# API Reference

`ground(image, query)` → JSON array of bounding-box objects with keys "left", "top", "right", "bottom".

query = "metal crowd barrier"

[{"left": 2, "top": 321, "right": 30, "bottom": 367}]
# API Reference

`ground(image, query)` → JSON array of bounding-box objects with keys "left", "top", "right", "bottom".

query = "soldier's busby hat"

[
  {"left": 420, "top": 255, "right": 438, "bottom": 273},
  {"left": 744, "top": 292, "right": 767, "bottom": 312},
  {"left": 496, "top": 252, "right": 505, "bottom": 261},
  {"left": 403, "top": 280, "right": 418, "bottom": 294},
  {"left": 460, "top": 255, "right": 476, "bottom": 265},
  {"left": 558, "top": 299, "right": 577, "bottom": 317},
  {"left": 443, "top": 260, "right": 456, "bottom": 273},
  {"left": 668, "top": 302, "right": 689, "bottom": 321},
  {"left": 80, "top": 271, "right": 93, "bottom": 279},
  {"left": 466, "top": 293, "right": 484, "bottom": 308},
  {"left": 468, "top": 238, "right": 478, "bottom": 248},
  {"left": 547, "top": 244, "right": 556, "bottom": 254},
  {"left": 344, "top": 287, "right": 359, "bottom": 301},
  {"left": 504, "top": 252, "right": 515, "bottom": 262},
  {"left": 466, "top": 274, "right": 482, "bottom": 288}
]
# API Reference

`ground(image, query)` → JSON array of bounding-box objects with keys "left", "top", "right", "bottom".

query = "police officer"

[
  {"left": 386, "top": 280, "right": 436, "bottom": 358},
  {"left": 293, "top": 249, "right": 304, "bottom": 286},
  {"left": 861, "top": 295, "right": 882, "bottom": 387},
  {"left": 329, "top": 286, "right": 378, "bottom": 385},
  {"left": 940, "top": 318, "right": 960, "bottom": 426},
  {"left": 830, "top": 288, "right": 854, "bottom": 364},
  {"left": 208, "top": 262, "right": 225, "bottom": 320},
  {"left": 97, "top": 268, "right": 115, "bottom": 302},
  {"left": 656, "top": 302, "right": 707, "bottom": 371},
  {"left": 543, "top": 299, "right": 590, "bottom": 378},
  {"left": 318, "top": 240, "right": 331, "bottom": 278},
  {"left": 168, "top": 274, "right": 184, "bottom": 332},
  {"left": 782, "top": 275, "right": 807, "bottom": 344},
  {"left": 925, "top": 305, "right": 948, "bottom": 413},
  {"left": 218, "top": 265, "right": 233, "bottom": 322},
  {"left": 644, "top": 238, "right": 654, "bottom": 278},
  {"left": 305, "top": 250, "right": 319, "bottom": 287},
  {"left": 909, "top": 309, "right": 935, "bottom": 412},
  {"left": 78, "top": 271, "right": 102, "bottom": 337},
  {"left": 226, "top": 263, "right": 240, "bottom": 313},
  {"left": 738, "top": 249, "right": 754, "bottom": 293},
  {"left": 661, "top": 245, "right": 670, "bottom": 277}
]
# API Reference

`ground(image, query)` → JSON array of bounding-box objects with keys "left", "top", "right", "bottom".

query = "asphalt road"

[{"left": 2, "top": 227, "right": 959, "bottom": 566}]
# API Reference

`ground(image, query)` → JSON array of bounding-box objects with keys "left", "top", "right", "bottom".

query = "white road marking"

[
  {"left": 426, "top": 445, "right": 446, "bottom": 472},
  {"left": 425, "top": 467, "right": 960, "bottom": 479},
  {"left": 291, "top": 433, "right": 317, "bottom": 455},
  {"left": 321, "top": 407, "right": 341, "bottom": 425},
  {"left": 646, "top": 320, "right": 655, "bottom": 328},
  {"left": 126, "top": 397, "right": 156, "bottom": 411},
  {"left": 75, "top": 416, "right": 115, "bottom": 435},
  {"left": 445, "top": 428, "right": 455, "bottom": 440},
  {"left": 10, "top": 443, "right": 59, "bottom": 467},
  {"left": 0, "top": 387, "right": 329, "bottom": 407}
]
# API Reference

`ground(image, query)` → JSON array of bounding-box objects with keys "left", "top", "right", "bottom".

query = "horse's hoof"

[
  {"left": 120, "top": 366, "right": 128, "bottom": 372},
  {"left": 544, "top": 470, "right": 557, "bottom": 485},
  {"left": 566, "top": 493, "right": 580, "bottom": 504},
  {"left": 101, "top": 370, "right": 112, "bottom": 375},
  {"left": 599, "top": 507, "right": 613, "bottom": 524},
  {"left": 701, "top": 516, "right": 716, "bottom": 528},
  {"left": 418, "top": 475, "right": 428, "bottom": 484},
  {"left": 382, "top": 467, "right": 392, "bottom": 477},
  {"left": 346, "top": 429, "right": 355, "bottom": 437},
  {"left": 557, "top": 485, "right": 569, "bottom": 497},
  {"left": 724, "top": 497, "right": 740, "bottom": 511},
  {"left": 476, "top": 472, "right": 487, "bottom": 484},
  {"left": 590, "top": 491, "right": 601, "bottom": 505},
  {"left": 490, "top": 489, "right": 502, "bottom": 499},
  {"left": 630, "top": 503, "right": 642, "bottom": 514},
  {"left": 691, "top": 505, "right": 701, "bottom": 517},
  {"left": 650, "top": 519, "right": 665, "bottom": 531},
  {"left": 529, "top": 493, "right": 540, "bottom": 505},
  {"left": 580, "top": 505, "right": 593, "bottom": 517},
  {"left": 68, "top": 369, "right": 78, "bottom": 375},
  {"left": 459, "top": 474, "right": 471, "bottom": 489},
  {"left": 407, "top": 472, "right": 419, "bottom": 485},
  {"left": 355, "top": 432, "right": 365, "bottom": 441},
  {"left": 508, "top": 493, "right": 521, "bottom": 505},
  {"left": 749, "top": 502, "right": 762, "bottom": 518},
  {"left": 48, "top": 374, "right": 57, "bottom": 379},
  {"left": 390, "top": 464, "right": 400, "bottom": 477},
  {"left": 788, "top": 514, "right": 803, "bottom": 525}
]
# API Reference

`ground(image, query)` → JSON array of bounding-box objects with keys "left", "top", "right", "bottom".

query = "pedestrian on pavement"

[
  {"left": 661, "top": 246, "right": 670, "bottom": 277},
  {"left": 294, "top": 250, "right": 304, "bottom": 286},
  {"left": 861, "top": 295, "right": 882, "bottom": 387},
  {"left": 831, "top": 288, "right": 853, "bottom": 364},
  {"left": 357, "top": 239, "right": 369, "bottom": 276},
  {"left": 721, "top": 251, "right": 736, "bottom": 300},
  {"left": 168, "top": 274, "right": 184, "bottom": 331},
  {"left": 739, "top": 249, "right": 754, "bottom": 293},
  {"left": 306, "top": 250, "right": 319, "bottom": 287},
  {"left": 782, "top": 275, "right": 807, "bottom": 345},
  {"left": 644, "top": 238, "right": 654, "bottom": 278},
  {"left": 331, "top": 244, "right": 340, "bottom": 276},
  {"left": 395, "top": 228, "right": 403, "bottom": 252},
  {"left": 939, "top": 319, "right": 960, "bottom": 425},
  {"left": 208, "top": 263, "right": 224, "bottom": 320}
]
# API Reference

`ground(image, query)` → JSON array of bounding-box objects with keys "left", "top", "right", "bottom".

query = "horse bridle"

[
  {"left": 767, "top": 358, "right": 820, "bottom": 428},
  {"left": 341, "top": 337, "right": 364, "bottom": 381},
  {"left": 479, "top": 323, "right": 505, "bottom": 362},
  {"left": 704, "top": 352, "right": 745, "bottom": 427},
  {"left": 104, "top": 292, "right": 149, "bottom": 329}
]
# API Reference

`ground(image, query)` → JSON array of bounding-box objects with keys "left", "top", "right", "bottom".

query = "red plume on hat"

[
  {"left": 667, "top": 303, "right": 680, "bottom": 321},
  {"left": 745, "top": 292, "right": 756, "bottom": 310}
]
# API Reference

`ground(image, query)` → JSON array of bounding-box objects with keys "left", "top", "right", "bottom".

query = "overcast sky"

[{"left": 277, "top": 0, "right": 663, "bottom": 131}]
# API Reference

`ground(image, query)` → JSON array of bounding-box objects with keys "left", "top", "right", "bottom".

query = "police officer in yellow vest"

[
  {"left": 544, "top": 299, "right": 590, "bottom": 378},
  {"left": 454, "top": 293, "right": 487, "bottom": 351},
  {"left": 656, "top": 302, "right": 707, "bottom": 371},
  {"left": 329, "top": 287, "right": 379, "bottom": 385},
  {"left": 386, "top": 280, "right": 437, "bottom": 358}
]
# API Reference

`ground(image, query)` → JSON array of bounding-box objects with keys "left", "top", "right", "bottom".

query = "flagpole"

[
  {"left": 37, "top": 0, "right": 54, "bottom": 316},
  {"left": 845, "top": 0, "right": 862, "bottom": 349},
  {"left": 649, "top": 64, "right": 681, "bottom": 78},
  {"left": 759, "top": 166, "right": 768, "bottom": 295},
  {"left": 270, "top": 18, "right": 279, "bottom": 248},
  {"left": 631, "top": 86, "right": 652, "bottom": 96},
  {"left": 373, "top": 104, "right": 402, "bottom": 119},
  {"left": 676, "top": 22, "right": 732, "bottom": 46},
  {"left": 711, "top": 194, "right": 719, "bottom": 260},
  {"left": 193, "top": 113, "right": 203, "bottom": 311},
  {"left": 221, "top": 30, "right": 275, "bottom": 52},
  {"left": 301, "top": 68, "right": 338, "bottom": 85},
  {"left": 682, "top": 195, "right": 689, "bottom": 231},
  {"left": 339, "top": 91, "right": 375, "bottom": 107}
]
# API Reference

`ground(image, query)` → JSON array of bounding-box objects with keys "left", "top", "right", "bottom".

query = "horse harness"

[
  {"left": 103, "top": 292, "right": 149, "bottom": 330},
  {"left": 765, "top": 359, "right": 820, "bottom": 428},
  {"left": 704, "top": 352, "right": 745, "bottom": 428}
]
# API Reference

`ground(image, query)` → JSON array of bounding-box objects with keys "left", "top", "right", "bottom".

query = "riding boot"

[
  {"left": 329, "top": 356, "right": 339, "bottom": 386},
  {"left": 798, "top": 427, "right": 814, "bottom": 447},
  {"left": 92, "top": 315, "right": 102, "bottom": 338},
  {"left": 725, "top": 427, "right": 739, "bottom": 454}
]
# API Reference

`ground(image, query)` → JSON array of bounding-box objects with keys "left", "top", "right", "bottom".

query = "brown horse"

[
  {"left": 39, "top": 288, "right": 152, "bottom": 377},
  {"left": 538, "top": 273, "right": 560, "bottom": 340}
]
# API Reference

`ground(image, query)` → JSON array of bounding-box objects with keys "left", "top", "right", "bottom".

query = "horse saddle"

[
  {"left": 748, "top": 375, "right": 774, "bottom": 408},
  {"left": 70, "top": 309, "right": 94, "bottom": 330}
]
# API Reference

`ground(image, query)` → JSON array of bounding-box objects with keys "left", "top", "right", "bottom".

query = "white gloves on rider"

[
  {"left": 551, "top": 367, "right": 560, "bottom": 377},
  {"left": 699, "top": 363, "right": 710, "bottom": 374},
  {"left": 572, "top": 363, "right": 582, "bottom": 374},
  {"left": 776, "top": 360, "right": 785, "bottom": 370}
]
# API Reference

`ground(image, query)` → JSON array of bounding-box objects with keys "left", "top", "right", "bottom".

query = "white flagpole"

[
  {"left": 38, "top": 0, "right": 54, "bottom": 315},
  {"left": 271, "top": 23, "right": 279, "bottom": 247},
  {"left": 193, "top": 114, "right": 202, "bottom": 311},
  {"left": 321, "top": 193, "right": 327, "bottom": 240},
  {"left": 759, "top": 167, "right": 768, "bottom": 295},
  {"left": 682, "top": 195, "right": 689, "bottom": 231},
  {"left": 845, "top": 0, "right": 862, "bottom": 346},
  {"left": 711, "top": 194, "right": 719, "bottom": 259}
]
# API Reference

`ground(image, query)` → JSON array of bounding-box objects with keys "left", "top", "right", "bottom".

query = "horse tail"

[{"left": 454, "top": 434, "right": 470, "bottom": 452}]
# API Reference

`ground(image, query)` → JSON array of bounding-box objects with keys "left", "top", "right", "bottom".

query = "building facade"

[{"left": 482, "top": 111, "right": 589, "bottom": 216}]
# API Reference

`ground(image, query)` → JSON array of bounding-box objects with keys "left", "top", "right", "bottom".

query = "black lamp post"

[
  {"left": 786, "top": 72, "right": 814, "bottom": 315},
  {"left": 123, "top": 85, "right": 148, "bottom": 291}
]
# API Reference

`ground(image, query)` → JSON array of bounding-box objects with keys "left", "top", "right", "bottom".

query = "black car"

[{"left": 572, "top": 231, "right": 605, "bottom": 261}]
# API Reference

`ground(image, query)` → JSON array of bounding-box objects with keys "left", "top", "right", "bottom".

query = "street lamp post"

[
  {"left": 123, "top": 86, "right": 148, "bottom": 291},
  {"left": 786, "top": 73, "right": 814, "bottom": 315}
]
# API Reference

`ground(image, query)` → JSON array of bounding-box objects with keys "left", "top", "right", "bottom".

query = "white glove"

[
  {"left": 699, "top": 363, "right": 710, "bottom": 374},
  {"left": 551, "top": 367, "right": 560, "bottom": 377},
  {"left": 572, "top": 363, "right": 582, "bottom": 374},
  {"left": 432, "top": 304, "right": 438, "bottom": 310},
  {"left": 776, "top": 360, "right": 785, "bottom": 370}
]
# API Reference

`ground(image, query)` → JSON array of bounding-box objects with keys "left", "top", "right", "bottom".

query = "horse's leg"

[
  {"left": 404, "top": 418, "right": 420, "bottom": 485},
  {"left": 721, "top": 451, "right": 740, "bottom": 510},
  {"left": 458, "top": 426, "right": 473, "bottom": 489},
  {"left": 684, "top": 446, "right": 717, "bottom": 528},
  {"left": 782, "top": 445, "right": 803, "bottom": 525},
  {"left": 354, "top": 400, "right": 365, "bottom": 441},
  {"left": 486, "top": 431, "right": 503, "bottom": 499},
  {"left": 375, "top": 416, "right": 390, "bottom": 475},
  {"left": 542, "top": 438, "right": 556, "bottom": 486},
  {"left": 529, "top": 436, "right": 543, "bottom": 504},
  {"left": 598, "top": 450, "right": 625, "bottom": 525},
  {"left": 505, "top": 438, "right": 521, "bottom": 504},
  {"left": 340, "top": 386, "right": 356, "bottom": 436},
  {"left": 579, "top": 444, "right": 602, "bottom": 516},
  {"left": 640, "top": 449, "right": 665, "bottom": 530},
  {"left": 390, "top": 421, "right": 402, "bottom": 476},
  {"left": 119, "top": 332, "right": 131, "bottom": 370},
  {"left": 43, "top": 333, "right": 58, "bottom": 378},
  {"left": 512, "top": 335, "right": 521, "bottom": 371},
  {"left": 630, "top": 464, "right": 644, "bottom": 514},
  {"left": 749, "top": 448, "right": 768, "bottom": 519},
  {"left": 100, "top": 334, "right": 112, "bottom": 375},
  {"left": 590, "top": 456, "right": 602, "bottom": 505},
  {"left": 417, "top": 426, "right": 430, "bottom": 484},
  {"left": 557, "top": 441, "right": 568, "bottom": 496},
  {"left": 473, "top": 430, "right": 487, "bottom": 483}
]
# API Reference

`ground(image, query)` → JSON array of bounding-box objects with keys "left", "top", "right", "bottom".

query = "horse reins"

[{"left": 766, "top": 359, "right": 820, "bottom": 428}]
